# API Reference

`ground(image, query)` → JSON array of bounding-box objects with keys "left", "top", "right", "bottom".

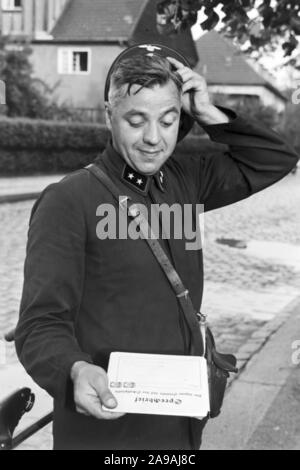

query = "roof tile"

[
  {"left": 195, "top": 31, "right": 285, "bottom": 100},
  {"left": 52, "top": 0, "right": 147, "bottom": 41},
  {"left": 195, "top": 31, "right": 266, "bottom": 86}
]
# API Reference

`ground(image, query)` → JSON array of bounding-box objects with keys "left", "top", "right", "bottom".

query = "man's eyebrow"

[
  {"left": 123, "top": 107, "right": 180, "bottom": 118},
  {"left": 160, "top": 106, "right": 180, "bottom": 117},
  {"left": 123, "top": 110, "right": 147, "bottom": 118}
]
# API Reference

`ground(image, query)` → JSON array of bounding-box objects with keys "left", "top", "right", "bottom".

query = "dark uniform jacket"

[{"left": 15, "top": 111, "right": 298, "bottom": 450}]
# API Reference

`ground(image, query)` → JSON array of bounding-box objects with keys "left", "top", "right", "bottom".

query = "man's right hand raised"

[{"left": 70, "top": 361, "right": 126, "bottom": 420}]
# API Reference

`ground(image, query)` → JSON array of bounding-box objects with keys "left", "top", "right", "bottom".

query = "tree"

[
  {"left": 156, "top": 0, "right": 300, "bottom": 63},
  {"left": 0, "top": 37, "right": 55, "bottom": 118},
  {"left": 0, "top": 37, "right": 89, "bottom": 121}
]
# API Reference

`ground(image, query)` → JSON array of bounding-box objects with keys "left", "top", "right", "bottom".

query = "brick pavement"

[
  {"left": 202, "top": 171, "right": 300, "bottom": 352},
  {"left": 0, "top": 171, "right": 299, "bottom": 450}
]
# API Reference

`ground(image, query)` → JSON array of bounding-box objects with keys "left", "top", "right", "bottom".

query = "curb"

[
  {"left": 0, "top": 193, "right": 40, "bottom": 204},
  {"left": 226, "top": 293, "right": 300, "bottom": 387},
  {"left": 202, "top": 293, "right": 300, "bottom": 450}
]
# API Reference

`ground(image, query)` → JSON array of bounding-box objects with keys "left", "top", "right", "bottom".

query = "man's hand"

[
  {"left": 70, "top": 361, "right": 126, "bottom": 420},
  {"left": 167, "top": 57, "right": 230, "bottom": 125}
]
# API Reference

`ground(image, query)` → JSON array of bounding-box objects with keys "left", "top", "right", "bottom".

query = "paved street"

[
  {"left": 0, "top": 170, "right": 299, "bottom": 450},
  {"left": 202, "top": 170, "right": 300, "bottom": 354}
]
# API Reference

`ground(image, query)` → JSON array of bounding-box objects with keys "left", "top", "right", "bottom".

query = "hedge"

[
  {"left": 0, "top": 117, "right": 109, "bottom": 150},
  {"left": 0, "top": 117, "right": 109, "bottom": 174},
  {"left": 0, "top": 117, "right": 226, "bottom": 175}
]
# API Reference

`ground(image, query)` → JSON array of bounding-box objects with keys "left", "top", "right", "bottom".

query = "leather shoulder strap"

[{"left": 85, "top": 163, "right": 204, "bottom": 355}]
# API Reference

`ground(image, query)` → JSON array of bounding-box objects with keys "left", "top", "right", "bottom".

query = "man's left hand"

[{"left": 167, "top": 57, "right": 230, "bottom": 125}]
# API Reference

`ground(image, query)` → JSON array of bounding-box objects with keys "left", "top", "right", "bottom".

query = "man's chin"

[{"left": 135, "top": 163, "right": 162, "bottom": 176}]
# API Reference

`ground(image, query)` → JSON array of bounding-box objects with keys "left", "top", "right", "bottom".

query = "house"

[
  {"left": 195, "top": 31, "right": 287, "bottom": 112},
  {"left": 0, "top": 0, "right": 69, "bottom": 39},
  {"left": 0, "top": 0, "right": 198, "bottom": 116}
]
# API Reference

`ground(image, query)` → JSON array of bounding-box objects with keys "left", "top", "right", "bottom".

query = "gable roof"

[
  {"left": 195, "top": 31, "right": 286, "bottom": 100},
  {"left": 51, "top": 0, "right": 148, "bottom": 42},
  {"left": 48, "top": 0, "right": 198, "bottom": 67},
  {"left": 130, "top": 0, "right": 198, "bottom": 68}
]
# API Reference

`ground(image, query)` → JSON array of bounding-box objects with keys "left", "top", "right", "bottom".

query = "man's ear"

[{"left": 105, "top": 102, "right": 112, "bottom": 131}]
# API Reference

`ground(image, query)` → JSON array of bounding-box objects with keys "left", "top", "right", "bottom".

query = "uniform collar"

[{"left": 101, "top": 141, "right": 166, "bottom": 195}]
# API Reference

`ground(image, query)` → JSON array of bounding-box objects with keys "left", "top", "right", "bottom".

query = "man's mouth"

[{"left": 139, "top": 149, "right": 161, "bottom": 155}]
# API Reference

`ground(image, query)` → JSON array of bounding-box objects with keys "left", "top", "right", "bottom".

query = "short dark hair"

[{"left": 108, "top": 54, "right": 183, "bottom": 103}]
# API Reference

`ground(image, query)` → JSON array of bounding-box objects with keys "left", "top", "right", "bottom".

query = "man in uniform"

[{"left": 15, "top": 44, "right": 299, "bottom": 450}]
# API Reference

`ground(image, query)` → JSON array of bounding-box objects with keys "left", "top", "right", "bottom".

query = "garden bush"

[
  {"left": 0, "top": 117, "right": 110, "bottom": 174},
  {"left": 0, "top": 117, "right": 109, "bottom": 149},
  {"left": 0, "top": 117, "right": 228, "bottom": 175}
]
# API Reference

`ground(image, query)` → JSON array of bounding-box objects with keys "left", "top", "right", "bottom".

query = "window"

[
  {"left": 1, "top": 0, "right": 22, "bottom": 11},
  {"left": 58, "top": 48, "right": 91, "bottom": 75}
]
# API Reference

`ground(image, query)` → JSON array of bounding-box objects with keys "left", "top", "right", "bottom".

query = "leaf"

[
  {"left": 180, "top": 0, "right": 204, "bottom": 9},
  {"left": 182, "top": 10, "right": 198, "bottom": 27},
  {"left": 261, "top": 6, "right": 274, "bottom": 28},
  {"left": 282, "top": 36, "right": 298, "bottom": 56},
  {"left": 221, "top": 3, "right": 237, "bottom": 15},
  {"left": 270, "top": 10, "right": 291, "bottom": 28},
  {"left": 200, "top": 11, "right": 220, "bottom": 30},
  {"left": 235, "top": 4, "right": 250, "bottom": 21},
  {"left": 208, "top": 0, "right": 220, "bottom": 7},
  {"left": 156, "top": 22, "right": 178, "bottom": 35},
  {"left": 249, "top": 21, "right": 262, "bottom": 37},
  {"left": 258, "top": 0, "right": 271, "bottom": 14},
  {"left": 240, "top": 0, "right": 256, "bottom": 9},
  {"left": 226, "top": 17, "right": 239, "bottom": 31},
  {"left": 249, "top": 35, "right": 265, "bottom": 48},
  {"left": 236, "top": 31, "right": 249, "bottom": 44},
  {"left": 290, "top": 16, "right": 300, "bottom": 35}
]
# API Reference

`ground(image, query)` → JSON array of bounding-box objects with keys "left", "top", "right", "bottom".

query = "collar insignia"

[{"left": 122, "top": 165, "right": 150, "bottom": 193}]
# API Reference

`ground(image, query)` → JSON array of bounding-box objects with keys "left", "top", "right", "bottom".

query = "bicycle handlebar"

[{"left": 0, "top": 388, "right": 35, "bottom": 450}]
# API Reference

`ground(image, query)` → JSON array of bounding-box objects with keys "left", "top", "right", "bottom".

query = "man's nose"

[{"left": 143, "top": 122, "right": 160, "bottom": 146}]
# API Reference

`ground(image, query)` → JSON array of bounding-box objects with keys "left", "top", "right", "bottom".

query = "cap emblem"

[{"left": 139, "top": 45, "right": 162, "bottom": 53}]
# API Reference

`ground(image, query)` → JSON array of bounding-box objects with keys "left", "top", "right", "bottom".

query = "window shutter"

[
  {"left": 2, "top": 0, "right": 22, "bottom": 10},
  {"left": 72, "top": 52, "right": 81, "bottom": 73},
  {"left": 1, "top": 0, "right": 10, "bottom": 9},
  {"left": 58, "top": 49, "right": 70, "bottom": 74}
]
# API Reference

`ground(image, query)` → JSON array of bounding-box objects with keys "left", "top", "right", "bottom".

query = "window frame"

[
  {"left": 57, "top": 48, "right": 92, "bottom": 76},
  {"left": 1, "top": 0, "right": 22, "bottom": 12}
]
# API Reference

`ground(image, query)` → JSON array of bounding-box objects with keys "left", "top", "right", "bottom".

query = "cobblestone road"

[
  {"left": 201, "top": 171, "right": 300, "bottom": 354},
  {"left": 0, "top": 171, "right": 299, "bottom": 450}
]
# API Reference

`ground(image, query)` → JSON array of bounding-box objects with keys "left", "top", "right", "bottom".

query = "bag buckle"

[
  {"left": 197, "top": 312, "right": 207, "bottom": 323},
  {"left": 176, "top": 289, "right": 189, "bottom": 299},
  {"left": 197, "top": 312, "right": 207, "bottom": 357}
]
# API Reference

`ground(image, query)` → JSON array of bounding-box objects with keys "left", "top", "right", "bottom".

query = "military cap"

[{"left": 104, "top": 43, "right": 194, "bottom": 142}]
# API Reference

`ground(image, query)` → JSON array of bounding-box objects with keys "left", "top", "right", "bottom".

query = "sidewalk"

[
  {"left": 201, "top": 295, "right": 300, "bottom": 450},
  {"left": 0, "top": 175, "right": 65, "bottom": 203}
]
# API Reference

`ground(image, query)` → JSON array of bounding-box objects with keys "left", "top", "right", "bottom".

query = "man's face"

[{"left": 105, "top": 80, "right": 181, "bottom": 175}]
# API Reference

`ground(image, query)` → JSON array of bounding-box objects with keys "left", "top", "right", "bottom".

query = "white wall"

[
  {"left": 30, "top": 43, "right": 124, "bottom": 109},
  {"left": 208, "top": 84, "right": 286, "bottom": 113}
]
